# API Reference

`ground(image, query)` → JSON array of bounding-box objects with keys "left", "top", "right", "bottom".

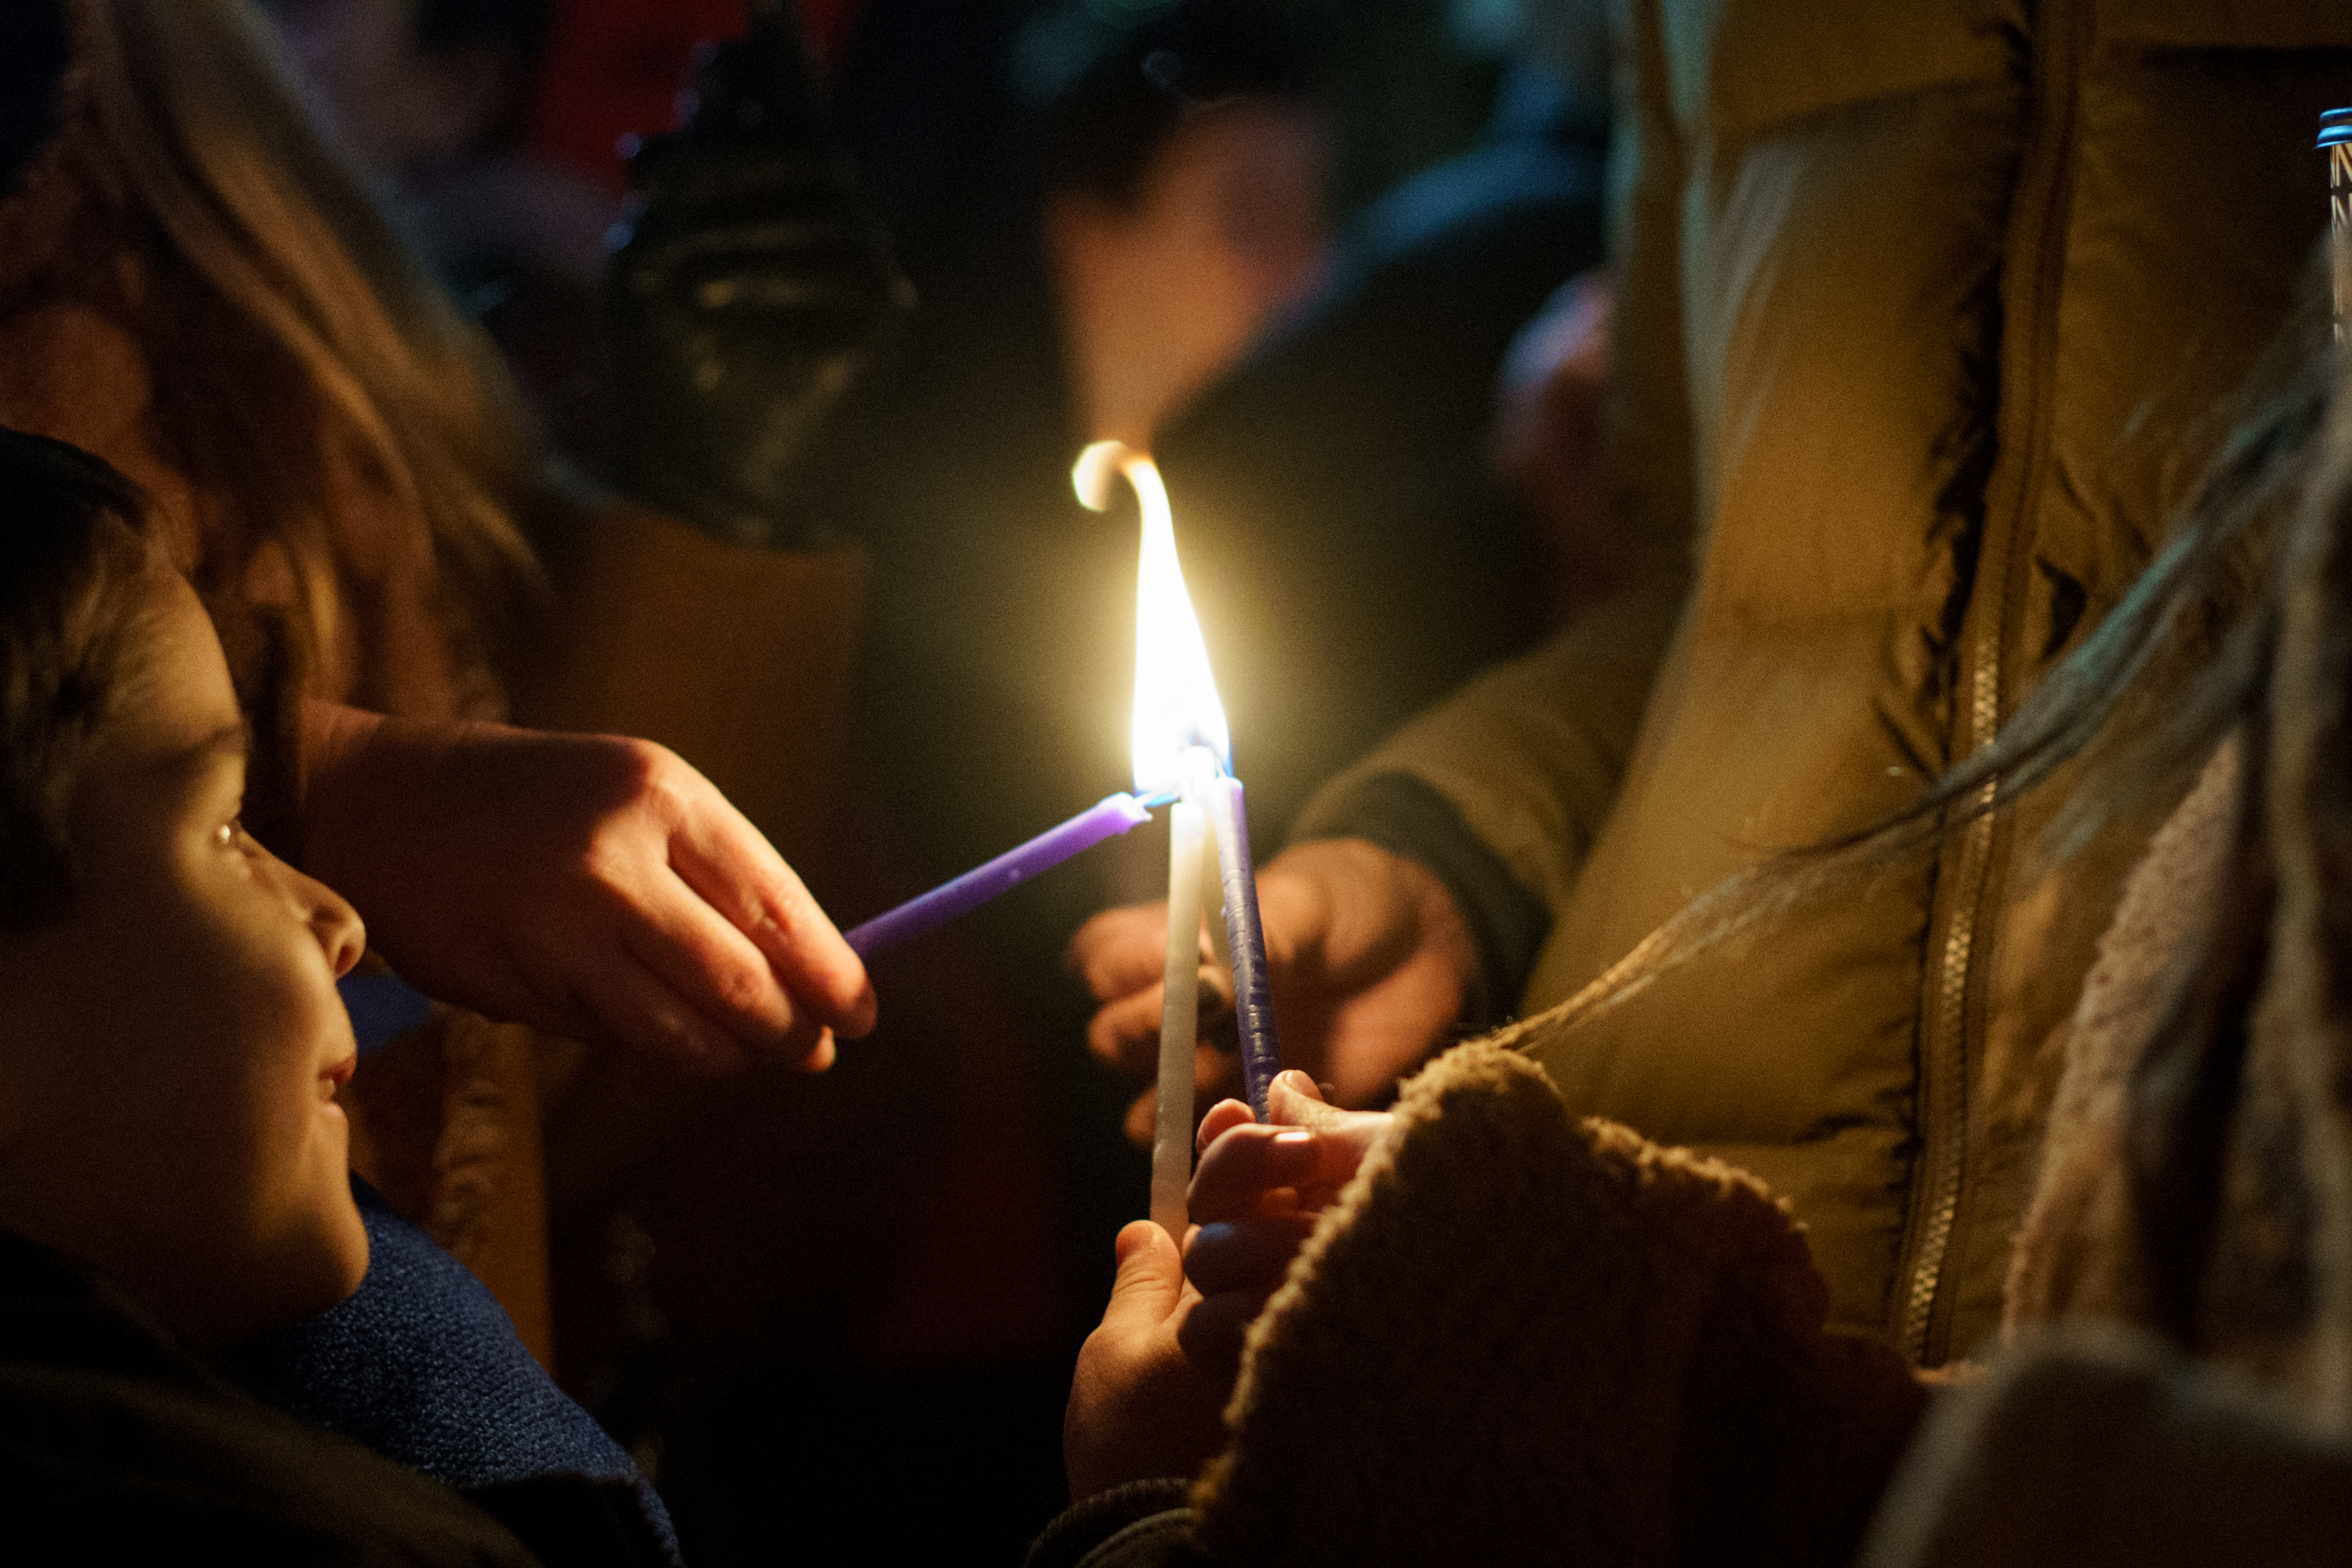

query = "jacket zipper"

[{"left": 1901, "top": 0, "right": 2090, "bottom": 1366}]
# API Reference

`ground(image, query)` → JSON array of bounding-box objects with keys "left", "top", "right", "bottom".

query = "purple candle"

[{"left": 845, "top": 793, "right": 1157, "bottom": 959}]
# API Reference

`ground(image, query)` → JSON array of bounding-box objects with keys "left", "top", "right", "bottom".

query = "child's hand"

[
  {"left": 1178, "top": 1072, "right": 1393, "bottom": 1368},
  {"left": 1065, "top": 1221, "right": 1233, "bottom": 1500},
  {"left": 1064, "top": 1075, "right": 1395, "bottom": 1500},
  {"left": 299, "top": 701, "right": 874, "bottom": 1073}
]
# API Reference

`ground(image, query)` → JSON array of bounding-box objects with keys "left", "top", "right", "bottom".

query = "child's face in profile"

[{"left": 0, "top": 567, "right": 368, "bottom": 1344}]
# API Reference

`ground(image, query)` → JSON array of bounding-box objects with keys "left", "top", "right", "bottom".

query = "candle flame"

[{"left": 1074, "top": 440, "right": 1230, "bottom": 794}]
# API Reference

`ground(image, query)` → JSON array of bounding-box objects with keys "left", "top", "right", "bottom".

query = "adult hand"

[
  {"left": 1176, "top": 1073, "right": 1394, "bottom": 1367},
  {"left": 1069, "top": 837, "right": 1473, "bottom": 1142},
  {"left": 300, "top": 700, "right": 874, "bottom": 1073}
]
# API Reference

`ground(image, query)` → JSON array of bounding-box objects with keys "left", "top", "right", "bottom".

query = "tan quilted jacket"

[{"left": 1297, "top": 0, "right": 2352, "bottom": 1366}]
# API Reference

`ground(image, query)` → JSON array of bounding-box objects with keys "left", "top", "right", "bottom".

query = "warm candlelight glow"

[{"left": 1074, "top": 440, "right": 1231, "bottom": 795}]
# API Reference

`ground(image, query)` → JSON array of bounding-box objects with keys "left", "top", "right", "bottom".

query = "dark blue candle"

[{"left": 1202, "top": 773, "right": 1281, "bottom": 1119}]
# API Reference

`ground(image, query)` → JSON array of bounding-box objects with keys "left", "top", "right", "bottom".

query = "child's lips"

[{"left": 324, "top": 1052, "right": 357, "bottom": 1092}]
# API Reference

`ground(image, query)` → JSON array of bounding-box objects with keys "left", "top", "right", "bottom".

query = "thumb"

[
  {"left": 1101, "top": 1220, "right": 1185, "bottom": 1331},
  {"left": 1265, "top": 1069, "right": 1339, "bottom": 1125},
  {"left": 1269, "top": 1070, "right": 1384, "bottom": 1143},
  {"left": 1267, "top": 1070, "right": 1392, "bottom": 1190}
]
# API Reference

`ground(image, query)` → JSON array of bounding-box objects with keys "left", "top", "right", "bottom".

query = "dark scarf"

[{"left": 226, "top": 1176, "right": 682, "bottom": 1566}]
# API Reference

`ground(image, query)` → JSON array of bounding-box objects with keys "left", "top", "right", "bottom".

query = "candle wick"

[{"left": 1178, "top": 744, "right": 1221, "bottom": 801}]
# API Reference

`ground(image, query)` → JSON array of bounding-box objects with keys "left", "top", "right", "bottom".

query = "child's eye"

[{"left": 214, "top": 819, "right": 243, "bottom": 848}]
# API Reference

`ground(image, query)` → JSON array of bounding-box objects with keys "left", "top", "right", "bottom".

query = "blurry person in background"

[
  {"left": 1136, "top": 0, "right": 1615, "bottom": 869},
  {"left": 1489, "top": 267, "right": 1615, "bottom": 629},
  {"left": 262, "top": 0, "right": 624, "bottom": 463},
  {"left": 269, "top": 0, "right": 554, "bottom": 181},
  {"left": 1027, "top": 0, "right": 1333, "bottom": 449}
]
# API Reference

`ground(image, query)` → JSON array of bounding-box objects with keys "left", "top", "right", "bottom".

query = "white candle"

[
  {"left": 1151, "top": 785, "right": 1210, "bottom": 1245},
  {"left": 1204, "top": 838, "right": 1234, "bottom": 975},
  {"left": 1075, "top": 439, "right": 1235, "bottom": 1240}
]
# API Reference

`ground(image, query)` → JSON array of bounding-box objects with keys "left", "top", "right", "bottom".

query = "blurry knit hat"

[
  {"left": 0, "top": 0, "right": 70, "bottom": 200},
  {"left": 1015, "top": 0, "right": 1321, "bottom": 210}
]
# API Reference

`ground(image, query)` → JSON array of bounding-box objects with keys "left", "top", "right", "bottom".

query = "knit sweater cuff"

[
  {"left": 1292, "top": 772, "right": 1550, "bottom": 1031},
  {"left": 1027, "top": 1479, "right": 1195, "bottom": 1568}
]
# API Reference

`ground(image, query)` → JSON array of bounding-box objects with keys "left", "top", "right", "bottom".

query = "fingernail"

[{"left": 1273, "top": 1129, "right": 1313, "bottom": 1146}]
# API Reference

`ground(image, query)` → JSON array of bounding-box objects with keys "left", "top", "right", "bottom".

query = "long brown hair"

[{"left": 61, "top": 0, "right": 542, "bottom": 700}]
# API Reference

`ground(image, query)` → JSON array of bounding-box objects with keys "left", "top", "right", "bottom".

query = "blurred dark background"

[{"left": 264, "top": 0, "right": 1608, "bottom": 1558}]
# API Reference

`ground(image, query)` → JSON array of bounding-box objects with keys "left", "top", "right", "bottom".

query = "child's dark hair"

[{"left": 0, "top": 427, "right": 162, "bottom": 928}]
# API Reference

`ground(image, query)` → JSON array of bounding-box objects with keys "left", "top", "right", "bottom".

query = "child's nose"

[
  {"left": 257, "top": 845, "right": 367, "bottom": 978},
  {"left": 300, "top": 871, "right": 367, "bottom": 980}
]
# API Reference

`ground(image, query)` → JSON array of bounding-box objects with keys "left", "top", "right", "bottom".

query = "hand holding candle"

[{"left": 1076, "top": 838, "right": 1478, "bottom": 1118}]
